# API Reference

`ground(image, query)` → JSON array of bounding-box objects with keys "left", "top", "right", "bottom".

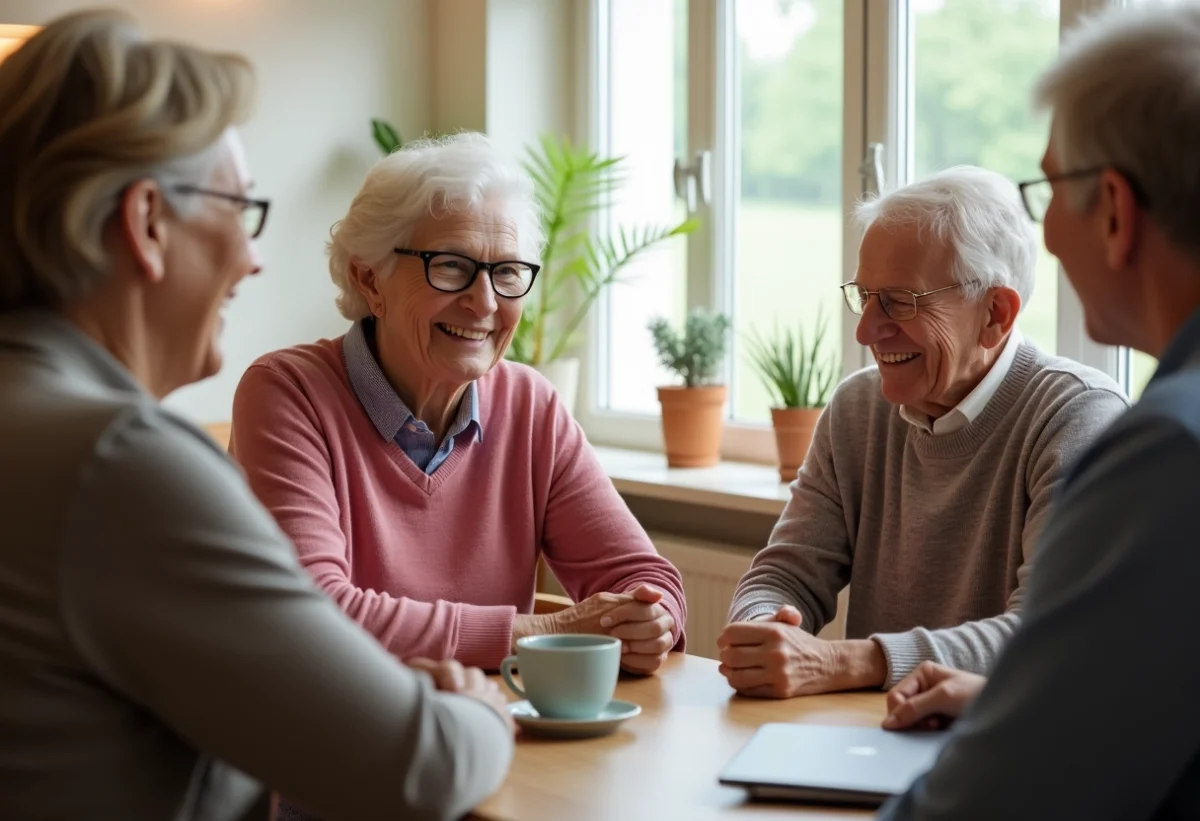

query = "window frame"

[{"left": 577, "top": 0, "right": 1132, "bottom": 464}]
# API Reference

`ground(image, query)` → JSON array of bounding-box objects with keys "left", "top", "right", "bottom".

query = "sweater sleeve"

[
  {"left": 539, "top": 387, "right": 688, "bottom": 650},
  {"left": 880, "top": 420, "right": 1200, "bottom": 821},
  {"left": 59, "top": 408, "right": 513, "bottom": 821},
  {"left": 869, "top": 386, "right": 1129, "bottom": 687},
  {"left": 727, "top": 403, "right": 851, "bottom": 632},
  {"left": 231, "top": 363, "right": 516, "bottom": 668}
]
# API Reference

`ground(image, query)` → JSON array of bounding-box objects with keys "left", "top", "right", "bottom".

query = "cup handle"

[{"left": 500, "top": 655, "right": 526, "bottom": 699}]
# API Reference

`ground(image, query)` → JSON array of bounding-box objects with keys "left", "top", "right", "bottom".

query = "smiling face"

[
  {"left": 155, "top": 130, "right": 262, "bottom": 386},
  {"left": 366, "top": 199, "right": 526, "bottom": 396},
  {"left": 854, "top": 220, "right": 1013, "bottom": 418}
]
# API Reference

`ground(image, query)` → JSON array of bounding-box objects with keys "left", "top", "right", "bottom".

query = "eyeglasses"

[
  {"left": 393, "top": 249, "right": 540, "bottom": 298},
  {"left": 840, "top": 281, "right": 969, "bottom": 321},
  {"left": 1017, "top": 166, "right": 1149, "bottom": 222},
  {"left": 173, "top": 185, "right": 271, "bottom": 238}
]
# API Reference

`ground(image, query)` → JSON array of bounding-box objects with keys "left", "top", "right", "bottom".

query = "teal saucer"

[{"left": 508, "top": 699, "right": 641, "bottom": 739}]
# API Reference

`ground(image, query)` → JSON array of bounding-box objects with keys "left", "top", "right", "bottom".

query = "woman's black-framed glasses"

[
  {"left": 1017, "top": 166, "right": 1149, "bottom": 222},
  {"left": 840, "top": 281, "right": 968, "bottom": 321},
  {"left": 394, "top": 249, "right": 540, "bottom": 299},
  {"left": 173, "top": 185, "right": 271, "bottom": 238}
]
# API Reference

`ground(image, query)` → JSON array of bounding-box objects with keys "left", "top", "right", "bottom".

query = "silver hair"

[
  {"left": 328, "top": 132, "right": 544, "bottom": 320},
  {"left": 1034, "top": 1, "right": 1200, "bottom": 259},
  {"left": 854, "top": 165, "right": 1039, "bottom": 311}
]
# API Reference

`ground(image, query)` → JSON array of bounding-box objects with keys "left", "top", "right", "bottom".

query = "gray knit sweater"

[{"left": 728, "top": 343, "right": 1129, "bottom": 688}]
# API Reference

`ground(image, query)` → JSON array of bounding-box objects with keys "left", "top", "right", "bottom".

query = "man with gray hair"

[
  {"left": 718, "top": 165, "right": 1127, "bottom": 696},
  {"left": 881, "top": 4, "right": 1200, "bottom": 818}
]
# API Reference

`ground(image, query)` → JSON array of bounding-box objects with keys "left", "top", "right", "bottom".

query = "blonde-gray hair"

[
  {"left": 1035, "top": 2, "right": 1200, "bottom": 258},
  {"left": 328, "top": 132, "right": 543, "bottom": 320},
  {"left": 0, "top": 9, "right": 256, "bottom": 310}
]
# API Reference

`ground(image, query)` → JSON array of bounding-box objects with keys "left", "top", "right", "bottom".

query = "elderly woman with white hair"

[
  {"left": 230, "top": 133, "right": 687, "bottom": 676},
  {"left": 0, "top": 10, "right": 515, "bottom": 821},
  {"left": 717, "top": 165, "right": 1128, "bottom": 698}
]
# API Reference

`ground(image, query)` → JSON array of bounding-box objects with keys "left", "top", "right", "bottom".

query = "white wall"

[
  {"left": 0, "top": 0, "right": 431, "bottom": 423},
  {"left": 484, "top": 0, "right": 578, "bottom": 158},
  {"left": 2, "top": 0, "right": 581, "bottom": 422},
  {"left": 431, "top": 0, "right": 488, "bottom": 133}
]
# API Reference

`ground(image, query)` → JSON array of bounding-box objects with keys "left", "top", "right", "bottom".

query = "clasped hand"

[{"left": 529, "top": 584, "right": 676, "bottom": 674}]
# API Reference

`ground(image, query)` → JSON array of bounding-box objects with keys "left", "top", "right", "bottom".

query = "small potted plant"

[
  {"left": 648, "top": 309, "right": 732, "bottom": 468},
  {"left": 744, "top": 307, "right": 839, "bottom": 482}
]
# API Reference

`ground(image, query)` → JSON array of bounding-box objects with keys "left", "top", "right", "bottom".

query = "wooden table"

[{"left": 472, "top": 653, "right": 887, "bottom": 821}]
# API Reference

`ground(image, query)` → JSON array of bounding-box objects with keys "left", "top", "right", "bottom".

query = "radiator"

[{"left": 650, "top": 532, "right": 848, "bottom": 660}]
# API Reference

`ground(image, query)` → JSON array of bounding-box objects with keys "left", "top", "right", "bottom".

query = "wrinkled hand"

[
  {"left": 882, "top": 661, "right": 986, "bottom": 731},
  {"left": 513, "top": 586, "right": 676, "bottom": 675},
  {"left": 407, "top": 657, "right": 515, "bottom": 732},
  {"left": 717, "top": 605, "right": 885, "bottom": 697},
  {"left": 597, "top": 584, "right": 676, "bottom": 675},
  {"left": 717, "top": 606, "right": 836, "bottom": 698}
]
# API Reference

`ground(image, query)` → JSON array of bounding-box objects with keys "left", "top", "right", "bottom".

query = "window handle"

[
  {"left": 859, "top": 142, "right": 885, "bottom": 195},
  {"left": 673, "top": 150, "right": 711, "bottom": 213}
]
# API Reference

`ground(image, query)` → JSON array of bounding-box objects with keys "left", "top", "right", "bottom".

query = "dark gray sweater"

[{"left": 881, "top": 308, "right": 1200, "bottom": 821}]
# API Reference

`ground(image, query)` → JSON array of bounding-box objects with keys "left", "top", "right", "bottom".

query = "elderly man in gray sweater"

[{"left": 719, "top": 165, "right": 1128, "bottom": 697}]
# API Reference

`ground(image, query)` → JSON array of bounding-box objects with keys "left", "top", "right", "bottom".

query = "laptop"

[{"left": 718, "top": 723, "right": 950, "bottom": 807}]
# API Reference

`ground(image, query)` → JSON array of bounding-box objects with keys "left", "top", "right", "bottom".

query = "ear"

[
  {"left": 1096, "top": 168, "right": 1140, "bottom": 272},
  {"left": 118, "top": 179, "right": 170, "bottom": 285},
  {"left": 347, "top": 260, "right": 386, "bottom": 317},
  {"left": 980, "top": 286, "right": 1020, "bottom": 349}
]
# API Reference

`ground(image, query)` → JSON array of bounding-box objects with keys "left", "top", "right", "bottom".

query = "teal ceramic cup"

[{"left": 500, "top": 634, "right": 621, "bottom": 719}]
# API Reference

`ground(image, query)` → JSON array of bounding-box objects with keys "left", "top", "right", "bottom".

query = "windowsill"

[{"left": 592, "top": 446, "right": 790, "bottom": 517}]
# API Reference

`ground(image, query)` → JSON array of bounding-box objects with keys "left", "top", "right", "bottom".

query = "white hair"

[
  {"left": 854, "top": 165, "right": 1039, "bottom": 310},
  {"left": 1034, "top": 2, "right": 1200, "bottom": 259},
  {"left": 328, "top": 131, "right": 544, "bottom": 320}
]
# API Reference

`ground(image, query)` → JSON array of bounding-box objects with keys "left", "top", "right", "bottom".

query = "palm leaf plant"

[
  {"left": 371, "top": 118, "right": 403, "bottom": 154},
  {"left": 514, "top": 134, "right": 698, "bottom": 366}
]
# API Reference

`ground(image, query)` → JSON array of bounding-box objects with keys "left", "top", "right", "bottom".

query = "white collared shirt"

[{"left": 899, "top": 329, "right": 1024, "bottom": 435}]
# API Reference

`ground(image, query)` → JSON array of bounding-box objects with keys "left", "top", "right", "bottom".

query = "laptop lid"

[{"left": 718, "top": 723, "right": 949, "bottom": 807}]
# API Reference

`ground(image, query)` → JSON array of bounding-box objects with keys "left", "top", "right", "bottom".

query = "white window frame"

[{"left": 578, "top": 0, "right": 1130, "bottom": 464}]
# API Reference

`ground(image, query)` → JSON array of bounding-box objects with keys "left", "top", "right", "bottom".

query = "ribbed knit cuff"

[
  {"left": 663, "top": 592, "right": 687, "bottom": 651},
  {"left": 730, "top": 600, "right": 786, "bottom": 624},
  {"left": 455, "top": 604, "right": 518, "bottom": 670},
  {"left": 869, "top": 631, "right": 925, "bottom": 690}
]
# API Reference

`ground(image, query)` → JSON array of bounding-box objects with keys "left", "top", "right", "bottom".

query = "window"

[
  {"left": 732, "top": 1, "right": 844, "bottom": 424},
  {"left": 582, "top": 0, "right": 1140, "bottom": 459},
  {"left": 1118, "top": 0, "right": 1179, "bottom": 397},
  {"left": 907, "top": 0, "right": 1060, "bottom": 354},
  {"left": 595, "top": 0, "right": 689, "bottom": 416}
]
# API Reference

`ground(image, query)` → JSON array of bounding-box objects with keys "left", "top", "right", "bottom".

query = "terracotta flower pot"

[
  {"left": 770, "top": 406, "right": 823, "bottom": 482},
  {"left": 656, "top": 385, "right": 727, "bottom": 468}
]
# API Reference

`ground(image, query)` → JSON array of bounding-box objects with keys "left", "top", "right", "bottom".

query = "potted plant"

[
  {"left": 744, "top": 307, "right": 839, "bottom": 482},
  {"left": 648, "top": 309, "right": 732, "bottom": 468},
  {"left": 509, "top": 134, "right": 697, "bottom": 412},
  {"left": 369, "top": 120, "right": 697, "bottom": 414}
]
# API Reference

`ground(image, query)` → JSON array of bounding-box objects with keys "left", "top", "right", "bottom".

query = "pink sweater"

[{"left": 229, "top": 337, "right": 687, "bottom": 669}]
